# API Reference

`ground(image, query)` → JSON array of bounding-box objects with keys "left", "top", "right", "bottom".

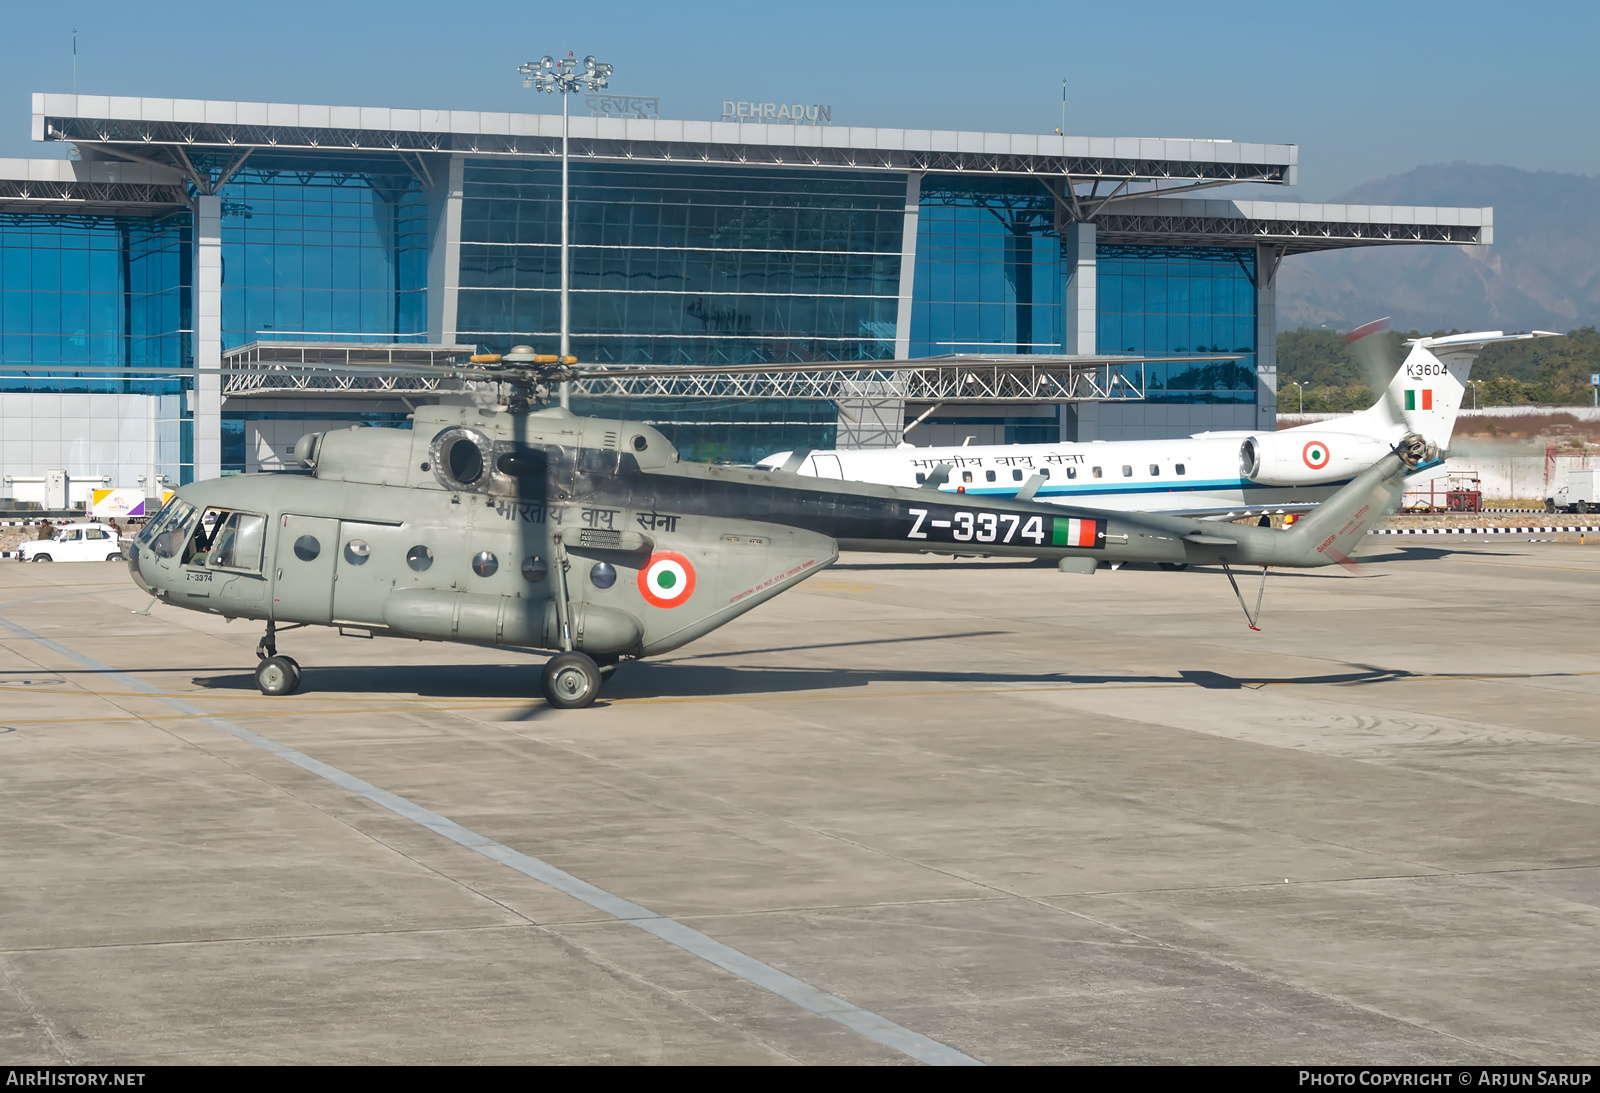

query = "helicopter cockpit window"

[
  {"left": 209, "top": 512, "right": 266, "bottom": 571},
  {"left": 182, "top": 508, "right": 227, "bottom": 565},
  {"left": 137, "top": 499, "right": 199, "bottom": 559}
]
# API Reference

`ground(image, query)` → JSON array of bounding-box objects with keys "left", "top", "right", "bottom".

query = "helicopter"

[{"left": 121, "top": 347, "right": 1433, "bottom": 709}]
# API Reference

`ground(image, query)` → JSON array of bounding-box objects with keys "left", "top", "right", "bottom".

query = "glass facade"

[
  {"left": 217, "top": 166, "right": 428, "bottom": 351},
  {"left": 0, "top": 211, "right": 190, "bottom": 393},
  {"left": 909, "top": 177, "right": 1064, "bottom": 356},
  {"left": 456, "top": 162, "right": 904, "bottom": 365},
  {"left": 1096, "top": 244, "right": 1258, "bottom": 403},
  {"left": 568, "top": 395, "right": 838, "bottom": 464}
]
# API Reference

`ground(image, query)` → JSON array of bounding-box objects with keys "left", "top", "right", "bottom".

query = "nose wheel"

[
  {"left": 256, "top": 655, "right": 302, "bottom": 696},
  {"left": 254, "top": 620, "right": 304, "bottom": 695}
]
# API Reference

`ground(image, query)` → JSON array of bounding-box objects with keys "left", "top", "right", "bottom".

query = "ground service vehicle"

[{"left": 22, "top": 522, "right": 128, "bottom": 563}]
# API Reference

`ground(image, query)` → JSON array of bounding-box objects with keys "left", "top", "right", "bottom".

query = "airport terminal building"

[{"left": 0, "top": 92, "right": 1492, "bottom": 500}]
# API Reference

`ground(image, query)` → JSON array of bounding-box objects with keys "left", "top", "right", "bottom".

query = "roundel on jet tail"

[
  {"left": 638, "top": 551, "right": 696, "bottom": 608},
  {"left": 1303, "top": 441, "right": 1331, "bottom": 470}
]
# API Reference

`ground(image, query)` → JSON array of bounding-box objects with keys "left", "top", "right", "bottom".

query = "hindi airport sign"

[
  {"left": 721, "top": 101, "right": 833, "bottom": 125},
  {"left": 587, "top": 94, "right": 660, "bottom": 119}
]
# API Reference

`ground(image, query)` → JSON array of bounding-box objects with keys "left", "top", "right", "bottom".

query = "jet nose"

[{"left": 126, "top": 542, "right": 152, "bottom": 594}]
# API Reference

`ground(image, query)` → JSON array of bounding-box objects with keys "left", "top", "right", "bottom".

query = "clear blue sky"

[{"left": 2, "top": 0, "right": 1594, "bottom": 199}]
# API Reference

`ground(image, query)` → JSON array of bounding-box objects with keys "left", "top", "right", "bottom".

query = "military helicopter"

[{"left": 122, "top": 348, "right": 1433, "bottom": 709}]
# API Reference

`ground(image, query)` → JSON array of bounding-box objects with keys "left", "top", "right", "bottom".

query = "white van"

[{"left": 21, "top": 522, "right": 129, "bottom": 562}]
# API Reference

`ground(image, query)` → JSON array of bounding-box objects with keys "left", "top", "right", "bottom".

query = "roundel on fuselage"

[{"left": 638, "top": 551, "right": 696, "bottom": 608}]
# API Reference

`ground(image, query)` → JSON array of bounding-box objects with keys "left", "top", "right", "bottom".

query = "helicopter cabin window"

[
  {"left": 1012, "top": 469, "right": 1023, "bottom": 482},
  {"left": 985, "top": 470, "right": 996, "bottom": 483},
  {"left": 1175, "top": 463, "right": 1186, "bottom": 475},
  {"left": 1122, "top": 465, "right": 1133, "bottom": 477},
  {"left": 1092, "top": 466, "right": 1103, "bottom": 479},
  {"left": 1149, "top": 464, "right": 1161, "bottom": 477},
  {"left": 209, "top": 512, "right": 266, "bottom": 571}
]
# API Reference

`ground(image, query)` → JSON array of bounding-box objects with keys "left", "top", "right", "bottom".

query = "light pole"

[
  {"left": 519, "top": 51, "right": 613, "bottom": 408},
  {"left": 1292, "top": 380, "right": 1304, "bottom": 414}
]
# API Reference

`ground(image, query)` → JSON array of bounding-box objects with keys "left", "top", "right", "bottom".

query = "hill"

[{"left": 1274, "top": 163, "right": 1600, "bottom": 333}]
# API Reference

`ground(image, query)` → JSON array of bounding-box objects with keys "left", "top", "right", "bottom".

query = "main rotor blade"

[{"left": 1343, "top": 318, "right": 1403, "bottom": 424}]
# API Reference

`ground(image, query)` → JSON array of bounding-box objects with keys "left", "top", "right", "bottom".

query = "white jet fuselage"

[{"left": 760, "top": 330, "right": 1556, "bottom": 518}]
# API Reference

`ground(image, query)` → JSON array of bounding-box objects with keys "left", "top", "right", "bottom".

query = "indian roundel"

[
  {"left": 1302, "top": 441, "right": 1330, "bottom": 470},
  {"left": 638, "top": 551, "right": 697, "bottom": 608}
]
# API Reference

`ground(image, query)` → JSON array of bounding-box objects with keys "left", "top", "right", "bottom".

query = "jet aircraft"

[{"left": 757, "top": 329, "right": 1558, "bottom": 519}]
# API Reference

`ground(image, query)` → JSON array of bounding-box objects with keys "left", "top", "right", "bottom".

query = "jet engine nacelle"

[{"left": 1240, "top": 432, "right": 1387, "bottom": 486}]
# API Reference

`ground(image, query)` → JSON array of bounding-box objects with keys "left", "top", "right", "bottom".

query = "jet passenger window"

[
  {"left": 1092, "top": 466, "right": 1103, "bottom": 479},
  {"left": 1122, "top": 465, "right": 1133, "bottom": 477},
  {"left": 1012, "top": 469, "right": 1023, "bottom": 482},
  {"left": 962, "top": 471, "right": 973, "bottom": 484},
  {"left": 1066, "top": 467, "right": 1077, "bottom": 479},
  {"left": 1176, "top": 463, "right": 1186, "bottom": 475},
  {"left": 915, "top": 472, "right": 926, "bottom": 485},
  {"left": 1039, "top": 468, "right": 1050, "bottom": 478},
  {"left": 1150, "top": 464, "right": 1160, "bottom": 476},
  {"left": 986, "top": 470, "right": 996, "bottom": 483}
]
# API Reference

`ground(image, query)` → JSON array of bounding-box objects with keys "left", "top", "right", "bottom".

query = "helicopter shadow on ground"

[
  {"left": 191, "top": 662, "right": 550, "bottom": 700},
  {"left": 1353, "top": 545, "right": 1531, "bottom": 563}
]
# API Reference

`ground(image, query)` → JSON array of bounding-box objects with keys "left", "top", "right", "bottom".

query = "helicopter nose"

[{"left": 126, "top": 542, "right": 153, "bottom": 594}]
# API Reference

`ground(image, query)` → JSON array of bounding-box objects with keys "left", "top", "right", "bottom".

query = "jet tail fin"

[{"left": 1377, "top": 330, "right": 1561, "bottom": 448}]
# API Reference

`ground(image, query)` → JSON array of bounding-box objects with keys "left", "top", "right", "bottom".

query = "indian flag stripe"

[
  {"left": 1405, "top": 390, "right": 1416, "bottom": 411},
  {"left": 1051, "top": 517, "right": 1101, "bottom": 548},
  {"left": 1422, "top": 389, "right": 1433, "bottom": 410}
]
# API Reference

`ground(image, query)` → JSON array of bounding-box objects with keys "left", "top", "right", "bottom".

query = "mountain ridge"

[{"left": 1274, "top": 162, "right": 1600, "bottom": 333}]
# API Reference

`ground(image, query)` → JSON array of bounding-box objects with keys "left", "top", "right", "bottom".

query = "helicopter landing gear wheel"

[
  {"left": 256, "top": 655, "right": 300, "bottom": 696},
  {"left": 542, "top": 651, "right": 602, "bottom": 709},
  {"left": 1158, "top": 562, "right": 1189, "bottom": 571}
]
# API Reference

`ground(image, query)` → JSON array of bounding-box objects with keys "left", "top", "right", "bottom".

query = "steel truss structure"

[
  {"left": 221, "top": 343, "right": 475, "bottom": 398},
  {"left": 1096, "top": 211, "right": 1484, "bottom": 253},
  {"left": 0, "top": 176, "right": 187, "bottom": 217},
  {"left": 219, "top": 343, "right": 1194, "bottom": 405},
  {"left": 43, "top": 115, "right": 1290, "bottom": 187},
  {"left": 568, "top": 358, "right": 1151, "bottom": 404}
]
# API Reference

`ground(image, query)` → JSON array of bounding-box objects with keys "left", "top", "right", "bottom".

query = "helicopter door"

[
  {"left": 271, "top": 514, "right": 338, "bottom": 625},
  {"left": 810, "top": 454, "right": 844, "bottom": 479}
]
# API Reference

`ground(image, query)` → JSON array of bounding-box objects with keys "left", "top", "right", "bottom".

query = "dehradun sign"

[{"left": 721, "top": 101, "right": 832, "bottom": 124}]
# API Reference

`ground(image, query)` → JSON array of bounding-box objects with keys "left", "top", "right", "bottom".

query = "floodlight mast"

[{"left": 517, "top": 52, "right": 613, "bottom": 408}]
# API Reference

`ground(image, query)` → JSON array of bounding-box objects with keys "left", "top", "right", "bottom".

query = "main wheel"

[
  {"left": 32, "top": 554, "right": 52, "bottom": 562},
  {"left": 255, "top": 655, "right": 300, "bottom": 696},
  {"left": 542, "top": 651, "right": 602, "bottom": 710}
]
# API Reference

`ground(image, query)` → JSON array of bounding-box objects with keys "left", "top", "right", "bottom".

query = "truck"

[{"left": 1548, "top": 469, "right": 1598, "bottom": 514}]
